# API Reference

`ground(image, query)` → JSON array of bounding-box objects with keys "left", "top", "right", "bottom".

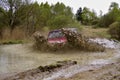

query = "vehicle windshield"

[{"left": 48, "top": 30, "right": 65, "bottom": 39}]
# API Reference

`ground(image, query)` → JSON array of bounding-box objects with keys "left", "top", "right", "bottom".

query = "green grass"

[
  {"left": 81, "top": 26, "right": 111, "bottom": 38},
  {"left": 0, "top": 40, "right": 24, "bottom": 45},
  {"left": 94, "top": 31, "right": 111, "bottom": 38}
]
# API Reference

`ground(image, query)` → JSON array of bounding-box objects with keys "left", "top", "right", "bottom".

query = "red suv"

[
  {"left": 47, "top": 28, "right": 78, "bottom": 45},
  {"left": 47, "top": 29, "right": 67, "bottom": 44}
]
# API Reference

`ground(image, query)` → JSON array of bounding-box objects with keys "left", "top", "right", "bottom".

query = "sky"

[{"left": 33, "top": 0, "right": 120, "bottom": 15}]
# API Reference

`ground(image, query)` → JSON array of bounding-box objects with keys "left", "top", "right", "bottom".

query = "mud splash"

[{"left": 89, "top": 38, "right": 119, "bottom": 49}]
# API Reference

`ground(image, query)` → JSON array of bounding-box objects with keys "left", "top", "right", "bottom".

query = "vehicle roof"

[
  {"left": 49, "top": 29, "right": 61, "bottom": 33},
  {"left": 49, "top": 28, "right": 78, "bottom": 33}
]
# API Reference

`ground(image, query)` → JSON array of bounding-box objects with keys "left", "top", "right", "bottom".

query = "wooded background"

[{"left": 0, "top": 0, "right": 120, "bottom": 40}]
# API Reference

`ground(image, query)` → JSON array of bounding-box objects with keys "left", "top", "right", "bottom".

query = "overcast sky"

[{"left": 33, "top": 0, "right": 120, "bottom": 15}]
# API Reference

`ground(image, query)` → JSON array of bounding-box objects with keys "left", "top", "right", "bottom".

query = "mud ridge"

[
  {"left": 57, "top": 62, "right": 120, "bottom": 80},
  {"left": 2, "top": 60, "right": 77, "bottom": 80}
]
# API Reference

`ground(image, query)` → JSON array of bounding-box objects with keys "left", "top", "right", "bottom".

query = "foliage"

[
  {"left": 38, "top": 2, "right": 51, "bottom": 27},
  {"left": 0, "top": 7, "right": 7, "bottom": 39},
  {"left": 47, "top": 2, "right": 74, "bottom": 29},
  {"left": 0, "top": 0, "right": 31, "bottom": 33},
  {"left": 108, "top": 22, "right": 120, "bottom": 40},
  {"left": 97, "top": 2, "right": 120, "bottom": 27},
  {"left": 76, "top": 7, "right": 82, "bottom": 23},
  {"left": 0, "top": 1, "right": 77, "bottom": 38},
  {"left": 1, "top": 1, "right": 120, "bottom": 40},
  {"left": 0, "top": 7, "right": 6, "bottom": 27},
  {"left": 76, "top": 7, "right": 98, "bottom": 25},
  {"left": 18, "top": 2, "right": 75, "bottom": 30}
]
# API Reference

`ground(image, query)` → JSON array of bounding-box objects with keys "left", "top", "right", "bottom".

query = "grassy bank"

[
  {"left": 81, "top": 26, "right": 111, "bottom": 38},
  {"left": 0, "top": 40, "right": 24, "bottom": 45}
]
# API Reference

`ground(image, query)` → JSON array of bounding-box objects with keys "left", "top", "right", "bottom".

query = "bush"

[
  {"left": 66, "top": 21, "right": 82, "bottom": 30},
  {"left": 108, "top": 22, "right": 120, "bottom": 40},
  {"left": 47, "top": 15, "right": 71, "bottom": 29}
]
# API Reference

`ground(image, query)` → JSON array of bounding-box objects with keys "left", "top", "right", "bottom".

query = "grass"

[
  {"left": 81, "top": 26, "right": 111, "bottom": 38},
  {"left": 0, "top": 27, "right": 29, "bottom": 45},
  {"left": 2, "top": 27, "right": 26, "bottom": 40},
  {"left": 0, "top": 40, "right": 24, "bottom": 45}
]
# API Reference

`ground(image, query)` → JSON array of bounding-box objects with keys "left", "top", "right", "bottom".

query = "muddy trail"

[
  {"left": 58, "top": 62, "right": 120, "bottom": 80},
  {"left": 0, "top": 38, "right": 120, "bottom": 80}
]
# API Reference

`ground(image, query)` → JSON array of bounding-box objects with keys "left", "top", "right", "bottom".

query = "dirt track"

[{"left": 58, "top": 61, "right": 120, "bottom": 80}]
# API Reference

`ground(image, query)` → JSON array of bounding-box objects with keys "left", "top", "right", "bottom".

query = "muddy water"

[
  {"left": 43, "top": 41, "right": 120, "bottom": 80},
  {"left": 0, "top": 44, "right": 98, "bottom": 75},
  {"left": 0, "top": 44, "right": 38, "bottom": 74},
  {"left": 0, "top": 40, "right": 119, "bottom": 80},
  {"left": 0, "top": 44, "right": 85, "bottom": 75}
]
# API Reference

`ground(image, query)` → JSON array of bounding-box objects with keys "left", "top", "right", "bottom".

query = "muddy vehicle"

[
  {"left": 33, "top": 28, "right": 105, "bottom": 52},
  {"left": 47, "top": 29, "right": 67, "bottom": 45},
  {"left": 47, "top": 28, "right": 78, "bottom": 45}
]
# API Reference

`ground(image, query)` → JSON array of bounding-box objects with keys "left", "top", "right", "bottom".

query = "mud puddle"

[{"left": 0, "top": 38, "right": 119, "bottom": 80}]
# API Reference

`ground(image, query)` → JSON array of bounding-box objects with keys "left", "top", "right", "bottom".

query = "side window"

[
  {"left": 48, "top": 32, "right": 54, "bottom": 38},
  {"left": 54, "top": 32, "right": 58, "bottom": 38},
  {"left": 59, "top": 31, "right": 64, "bottom": 37}
]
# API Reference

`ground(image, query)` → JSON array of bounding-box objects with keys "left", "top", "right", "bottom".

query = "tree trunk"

[{"left": 0, "top": 28, "right": 3, "bottom": 39}]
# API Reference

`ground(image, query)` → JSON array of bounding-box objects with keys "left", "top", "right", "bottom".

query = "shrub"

[
  {"left": 47, "top": 15, "right": 71, "bottom": 29},
  {"left": 108, "top": 22, "right": 120, "bottom": 40}
]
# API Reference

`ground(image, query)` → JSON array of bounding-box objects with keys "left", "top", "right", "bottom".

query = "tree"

[
  {"left": 51, "top": 2, "right": 66, "bottom": 15},
  {"left": 0, "top": 0, "right": 31, "bottom": 33},
  {"left": 47, "top": 2, "right": 74, "bottom": 29},
  {"left": 76, "top": 7, "right": 83, "bottom": 23},
  {"left": 0, "top": 7, "right": 10, "bottom": 39},
  {"left": 15, "top": 2, "right": 42, "bottom": 36},
  {"left": 39, "top": 2, "right": 52, "bottom": 27},
  {"left": 0, "top": 7, "right": 6, "bottom": 39},
  {"left": 0, "top": 7, "right": 7, "bottom": 26},
  {"left": 76, "top": 7, "right": 98, "bottom": 25},
  {"left": 98, "top": 2, "right": 120, "bottom": 27},
  {"left": 82, "top": 7, "right": 91, "bottom": 24},
  {"left": 109, "top": 22, "right": 120, "bottom": 40},
  {"left": 109, "top": 2, "right": 119, "bottom": 11},
  {"left": 47, "top": 15, "right": 70, "bottom": 29},
  {"left": 108, "top": 2, "right": 120, "bottom": 21}
]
